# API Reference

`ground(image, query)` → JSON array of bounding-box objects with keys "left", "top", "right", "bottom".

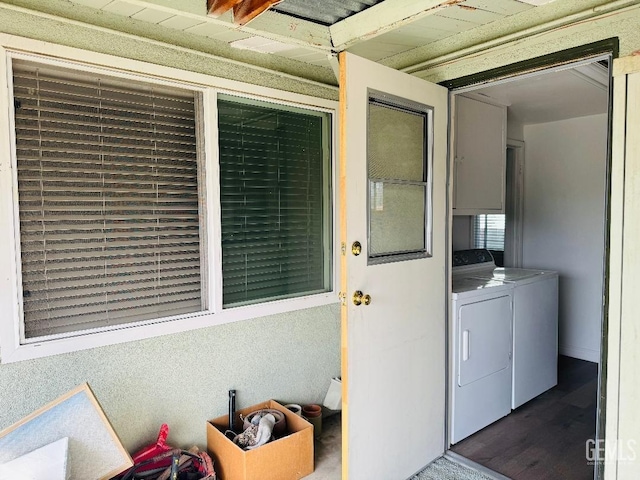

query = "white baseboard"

[{"left": 559, "top": 344, "right": 600, "bottom": 363}]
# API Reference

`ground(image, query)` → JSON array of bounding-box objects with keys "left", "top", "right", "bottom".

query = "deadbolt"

[
  {"left": 353, "top": 290, "right": 372, "bottom": 306},
  {"left": 351, "top": 241, "right": 362, "bottom": 256}
]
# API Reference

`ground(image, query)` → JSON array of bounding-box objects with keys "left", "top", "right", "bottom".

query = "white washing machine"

[
  {"left": 471, "top": 266, "right": 559, "bottom": 409},
  {"left": 450, "top": 273, "right": 513, "bottom": 444}
]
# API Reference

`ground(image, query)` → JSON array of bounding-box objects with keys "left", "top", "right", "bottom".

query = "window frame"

[
  {"left": 0, "top": 38, "right": 339, "bottom": 364},
  {"left": 215, "top": 92, "right": 334, "bottom": 308}
]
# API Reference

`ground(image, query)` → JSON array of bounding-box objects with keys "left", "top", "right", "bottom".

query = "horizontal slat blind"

[
  {"left": 13, "top": 59, "right": 203, "bottom": 339},
  {"left": 473, "top": 214, "right": 505, "bottom": 250},
  {"left": 218, "top": 96, "right": 330, "bottom": 306}
]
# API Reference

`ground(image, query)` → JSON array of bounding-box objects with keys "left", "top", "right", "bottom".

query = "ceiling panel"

[
  {"left": 463, "top": 0, "right": 534, "bottom": 15},
  {"left": 158, "top": 15, "right": 207, "bottom": 30},
  {"left": 210, "top": 30, "right": 255, "bottom": 43},
  {"left": 131, "top": 8, "right": 175, "bottom": 24},
  {"left": 101, "top": 0, "right": 145, "bottom": 17},
  {"left": 348, "top": 41, "right": 409, "bottom": 61},
  {"left": 184, "top": 21, "right": 240, "bottom": 38},
  {"left": 70, "top": 0, "right": 113, "bottom": 7},
  {"left": 413, "top": 14, "right": 484, "bottom": 34},
  {"left": 437, "top": 6, "right": 503, "bottom": 25},
  {"left": 280, "top": 51, "right": 330, "bottom": 66}
]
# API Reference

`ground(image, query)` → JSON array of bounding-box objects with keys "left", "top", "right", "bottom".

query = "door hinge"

[
  {"left": 341, "top": 242, "right": 346, "bottom": 256},
  {"left": 338, "top": 291, "right": 346, "bottom": 306}
]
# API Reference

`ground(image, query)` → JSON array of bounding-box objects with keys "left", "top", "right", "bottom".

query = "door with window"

[{"left": 340, "top": 52, "right": 448, "bottom": 479}]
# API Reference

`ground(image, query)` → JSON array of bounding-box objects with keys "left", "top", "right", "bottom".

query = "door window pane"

[
  {"left": 369, "top": 182, "right": 426, "bottom": 256},
  {"left": 367, "top": 92, "right": 432, "bottom": 262},
  {"left": 368, "top": 103, "right": 425, "bottom": 181}
]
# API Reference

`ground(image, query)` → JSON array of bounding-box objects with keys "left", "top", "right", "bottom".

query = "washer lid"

[
  {"left": 474, "top": 267, "right": 554, "bottom": 282},
  {"left": 452, "top": 276, "right": 510, "bottom": 294}
]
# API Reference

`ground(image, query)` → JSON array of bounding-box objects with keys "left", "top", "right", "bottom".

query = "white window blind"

[
  {"left": 217, "top": 95, "right": 331, "bottom": 306},
  {"left": 12, "top": 59, "right": 203, "bottom": 339},
  {"left": 473, "top": 214, "right": 505, "bottom": 251}
]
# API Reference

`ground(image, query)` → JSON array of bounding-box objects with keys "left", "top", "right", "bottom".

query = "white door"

[{"left": 340, "top": 52, "right": 448, "bottom": 479}]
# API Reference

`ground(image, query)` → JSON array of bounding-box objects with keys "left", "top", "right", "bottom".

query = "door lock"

[{"left": 353, "top": 290, "right": 371, "bottom": 306}]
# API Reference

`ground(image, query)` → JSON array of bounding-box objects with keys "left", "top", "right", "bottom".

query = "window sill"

[{"left": 0, "top": 291, "right": 339, "bottom": 364}]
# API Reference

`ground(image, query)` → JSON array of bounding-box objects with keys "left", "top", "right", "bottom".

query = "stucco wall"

[{"left": 0, "top": 304, "right": 341, "bottom": 451}]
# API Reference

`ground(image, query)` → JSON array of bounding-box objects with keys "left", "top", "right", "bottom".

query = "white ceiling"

[{"left": 469, "top": 62, "right": 609, "bottom": 125}]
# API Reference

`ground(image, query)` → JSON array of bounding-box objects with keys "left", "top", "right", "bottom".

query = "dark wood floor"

[{"left": 451, "top": 356, "right": 598, "bottom": 480}]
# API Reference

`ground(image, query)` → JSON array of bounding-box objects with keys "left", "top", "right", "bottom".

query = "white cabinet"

[{"left": 453, "top": 95, "right": 507, "bottom": 215}]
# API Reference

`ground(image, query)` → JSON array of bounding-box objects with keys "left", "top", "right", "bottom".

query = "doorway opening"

[{"left": 448, "top": 54, "right": 612, "bottom": 480}]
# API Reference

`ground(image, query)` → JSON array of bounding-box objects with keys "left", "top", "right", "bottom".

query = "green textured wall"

[{"left": 0, "top": 305, "right": 341, "bottom": 450}]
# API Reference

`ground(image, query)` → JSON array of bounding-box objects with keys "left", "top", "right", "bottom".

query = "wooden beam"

[
  {"left": 207, "top": 0, "right": 243, "bottom": 18},
  {"left": 233, "top": 0, "right": 282, "bottom": 26},
  {"left": 329, "top": 0, "right": 455, "bottom": 50}
]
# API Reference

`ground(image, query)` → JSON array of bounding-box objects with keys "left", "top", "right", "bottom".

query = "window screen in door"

[{"left": 367, "top": 90, "right": 433, "bottom": 263}]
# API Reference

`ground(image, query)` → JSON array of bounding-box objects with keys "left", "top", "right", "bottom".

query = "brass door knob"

[
  {"left": 353, "top": 290, "right": 372, "bottom": 306},
  {"left": 352, "top": 241, "right": 362, "bottom": 256}
]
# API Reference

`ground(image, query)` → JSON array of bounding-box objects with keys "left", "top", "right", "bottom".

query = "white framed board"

[{"left": 0, "top": 383, "right": 133, "bottom": 480}]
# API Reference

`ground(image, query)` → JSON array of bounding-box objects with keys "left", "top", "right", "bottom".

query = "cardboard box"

[{"left": 207, "top": 400, "right": 314, "bottom": 480}]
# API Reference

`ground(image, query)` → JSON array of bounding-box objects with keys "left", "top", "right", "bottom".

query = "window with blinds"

[
  {"left": 12, "top": 59, "right": 204, "bottom": 339},
  {"left": 218, "top": 95, "right": 331, "bottom": 307},
  {"left": 473, "top": 214, "right": 506, "bottom": 250}
]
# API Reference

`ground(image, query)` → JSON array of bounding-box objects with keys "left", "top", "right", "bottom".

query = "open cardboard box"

[{"left": 207, "top": 400, "right": 314, "bottom": 480}]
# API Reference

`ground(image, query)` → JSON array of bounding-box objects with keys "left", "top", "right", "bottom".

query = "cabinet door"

[{"left": 453, "top": 95, "right": 506, "bottom": 215}]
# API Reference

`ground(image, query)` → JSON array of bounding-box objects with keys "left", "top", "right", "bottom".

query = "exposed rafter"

[
  {"left": 234, "top": 0, "right": 282, "bottom": 25},
  {"left": 207, "top": 0, "right": 243, "bottom": 17},
  {"left": 207, "top": 0, "right": 282, "bottom": 26}
]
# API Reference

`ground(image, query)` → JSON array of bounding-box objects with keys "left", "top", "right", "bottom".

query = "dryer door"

[{"left": 458, "top": 294, "right": 512, "bottom": 387}]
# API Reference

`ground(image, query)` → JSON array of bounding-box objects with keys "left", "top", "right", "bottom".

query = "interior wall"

[
  {"left": 0, "top": 7, "right": 340, "bottom": 454},
  {"left": 452, "top": 216, "right": 473, "bottom": 251},
  {"left": 522, "top": 113, "right": 607, "bottom": 363},
  {"left": 507, "top": 108, "right": 525, "bottom": 142}
]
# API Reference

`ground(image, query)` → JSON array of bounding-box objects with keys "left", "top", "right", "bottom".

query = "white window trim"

[{"left": 0, "top": 35, "right": 340, "bottom": 364}]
